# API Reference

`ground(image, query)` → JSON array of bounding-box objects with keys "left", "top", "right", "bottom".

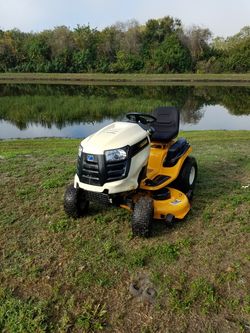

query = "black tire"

[
  {"left": 173, "top": 156, "right": 198, "bottom": 194},
  {"left": 132, "top": 196, "right": 154, "bottom": 237},
  {"left": 64, "top": 184, "right": 89, "bottom": 218}
]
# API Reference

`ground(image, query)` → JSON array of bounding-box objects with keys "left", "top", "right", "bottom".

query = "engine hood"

[{"left": 81, "top": 122, "right": 149, "bottom": 154}]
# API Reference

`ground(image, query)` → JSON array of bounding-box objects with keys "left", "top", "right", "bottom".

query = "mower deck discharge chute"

[{"left": 64, "top": 107, "right": 197, "bottom": 237}]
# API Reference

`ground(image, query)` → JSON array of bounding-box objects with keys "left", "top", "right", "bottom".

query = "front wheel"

[
  {"left": 132, "top": 197, "right": 154, "bottom": 237},
  {"left": 64, "top": 184, "right": 89, "bottom": 218}
]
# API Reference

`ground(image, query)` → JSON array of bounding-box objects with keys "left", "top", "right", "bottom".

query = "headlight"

[
  {"left": 78, "top": 145, "right": 83, "bottom": 157},
  {"left": 105, "top": 147, "right": 128, "bottom": 162}
]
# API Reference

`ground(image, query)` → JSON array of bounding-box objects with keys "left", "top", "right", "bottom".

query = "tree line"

[{"left": 0, "top": 16, "right": 249, "bottom": 73}]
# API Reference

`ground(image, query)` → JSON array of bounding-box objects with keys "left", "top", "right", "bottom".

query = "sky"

[{"left": 0, "top": 0, "right": 249, "bottom": 38}]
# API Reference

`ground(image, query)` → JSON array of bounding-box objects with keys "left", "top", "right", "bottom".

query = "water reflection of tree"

[
  {"left": 207, "top": 86, "right": 250, "bottom": 116},
  {"left": 180, "top": 94, "right": 205, "bottom": 124},
  {"left": 0, "top": 84, "right": 249, "bottom": 130},
  {"left": 13, "top": 121, "right": 29, "bottom": 130}
]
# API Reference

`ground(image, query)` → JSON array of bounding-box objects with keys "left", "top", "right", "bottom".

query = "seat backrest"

[{"left": 151, "top": 106, "right": 180, "bottom": 142}]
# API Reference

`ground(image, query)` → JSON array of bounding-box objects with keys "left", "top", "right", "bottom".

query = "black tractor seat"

[
  {"left": 151, "top": 106, "right": 180, "bottom": 142},
  {"left": 150, "top": 107, "right": 190, "bottom": 166}
]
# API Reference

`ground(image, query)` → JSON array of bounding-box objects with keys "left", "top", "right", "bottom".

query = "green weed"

[
  {"left": 169, "top": 277, "right": 218, "bottom": 314},
  {"left": 103, "top": 240, "right": 122, "bottom": 259},
  {"left": 76, "top": 299, "right": 107, "bottom": 332},
  {"left": 42, "top": 176, "right": 66, "bottom": 189},
  {"left": 94, "top": 214, "right": 113, "bottom": 225},
  {"left": 153, "top": 242, "right": 180, "bottom": 263},
  {"left": 16, "top": 185, "right": 37, "bottom": 199},
  {"left": 0, "top": 290, "right": 49, "bottom": 333},
  {"left": 0, "top": 212, "right": 17, "bottom": 226},
  {"left": 127, "top": 247, "right": 150, "bottom": 269},
  {"left": 48, "top": 218, "right": 72, "bottom": 233}
]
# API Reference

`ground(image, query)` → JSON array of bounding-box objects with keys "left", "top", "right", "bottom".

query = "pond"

[{"left": 0, "top": 84, "right": 250, "bottom": 139}]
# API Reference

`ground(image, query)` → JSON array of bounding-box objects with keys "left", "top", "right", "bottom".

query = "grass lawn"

[
  {"left": 1, "top": 73, "right": 250, "bottom": 85},
  {"left": 0, "top": 131, "right": 249, "bottom": 332}
]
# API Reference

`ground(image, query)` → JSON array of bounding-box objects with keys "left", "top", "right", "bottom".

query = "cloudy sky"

[{"left": 0, "top": 0, "right": 249, "bottom": 37}]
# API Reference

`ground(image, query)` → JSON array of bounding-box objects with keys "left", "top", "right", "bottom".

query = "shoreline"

[
  {"left": 1, "top": 73, "right": 250, "bottom": 85},
  {"left": 1, "top": 130, "right": 249, "bottom": 142}
]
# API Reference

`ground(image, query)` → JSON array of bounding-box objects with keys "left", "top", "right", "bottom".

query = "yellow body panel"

[
  {"left": 140, "top": 142, "right": 192, "bottom": 191},
  {"left": 120, "top": 140, "right": 192, "bottom": 220},
  {"left": 120, "top": 187, "right": 190, "bottom": 220},
  {"left": 153, "top": 187, "right": 190, "bottom": 219}
]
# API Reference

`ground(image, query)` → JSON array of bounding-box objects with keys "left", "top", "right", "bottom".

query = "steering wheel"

[{"left": 126, "top": 113, "right": 156, "bottom": 125}]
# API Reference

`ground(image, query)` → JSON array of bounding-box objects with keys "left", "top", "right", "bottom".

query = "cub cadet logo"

[
  {"left": 139, "top": 138, "right": 148, "bottom": 148},
  {"left": 86, "top": 154, "right": 94, "bottom": 162}
]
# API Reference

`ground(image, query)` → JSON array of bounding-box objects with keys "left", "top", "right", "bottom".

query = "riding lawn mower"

[{"left": 64, "top": 106, "right": 198, "bottom": 237}]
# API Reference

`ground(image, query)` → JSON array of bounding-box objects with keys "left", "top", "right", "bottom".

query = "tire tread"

[{"left": 132, "top": 196, "right": 153, "bottom": 237}]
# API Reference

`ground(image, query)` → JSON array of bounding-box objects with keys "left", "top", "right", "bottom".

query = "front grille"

[
  {"left": 81, "top": 159, "right": 100, "bottom": 186},
  {"left": 106, "top": 161, "right": 127, "bottom": 182},
  {"left": 77, "top": 153, "right": 130, "bottom": 186},
  {"left": 77, "top": 153, "right": 102, "bottom": 186}
]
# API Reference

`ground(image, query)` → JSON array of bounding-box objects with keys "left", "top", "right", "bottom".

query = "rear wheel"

[
  {"left": 173, "top": 156, "right": 198, "bottom": 194},
  {"left": 132, "top": 197, "right": 153, "bottom": 237},
  {"left": 64, "top": 184, "right": 89, "bottom": 218}
]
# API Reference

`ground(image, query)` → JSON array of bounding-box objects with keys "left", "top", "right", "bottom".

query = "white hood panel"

[{"left": 81, "top": 122, "right": 148, "bottom": 154}]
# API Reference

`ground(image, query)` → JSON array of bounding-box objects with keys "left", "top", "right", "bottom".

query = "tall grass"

[{"left": 0, "top": 95, "right": 171, "bottom": 129}]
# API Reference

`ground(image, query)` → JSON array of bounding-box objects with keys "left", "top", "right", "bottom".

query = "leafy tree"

[
  {"left": 96, "top": 25, "right": 122, "bottom": 71},
  {"left": 0, "top": 29, "right": 27, "bottom": 71},
  {"left": 44, "top": 26, "right": 75, "bottom": 72},
  {"left": 119, "top": 20, "right": 142, "bottom": 55},
  {"left": 143, "top": 16, "right": 181, "bottom": 44},
  {"left": 72, "top": 25, "right": 99, "bottom": 71},
  {"left": 182, "top": 26, "right": 212, "bottom": 61},
  {"left": 149, "top": 34, "right": 192, "bottom": 73},
  {"left": 141, "top": 16, "right": 182, "bottom": 58},
  {"left": 224, "top": 38, "right": 250, "bottom": 72},
  {"left": 110, "top": 51, "right": 144, "bottom": 72},
  {"left": 23, "top": 34, "right": 51, "bottom": 72},
  {"left": 211, "top": 26, "right": 250, "bottom": 73},
  {"left": 109, "top": 20, "right": 144, "bottom": 72},
  {"left": 49, "top": 26, "right": 75, "bottom": 58}
]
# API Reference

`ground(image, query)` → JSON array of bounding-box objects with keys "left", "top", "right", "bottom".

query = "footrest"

[{"left": 144, "top": 175, "right": 170, "bottom": 187}]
